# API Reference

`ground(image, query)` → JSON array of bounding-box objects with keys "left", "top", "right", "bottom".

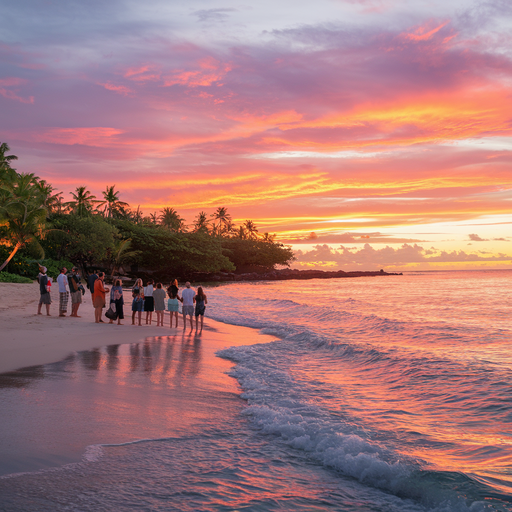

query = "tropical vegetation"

[{"left": 0, "top": 142, "right": 294, "bottom": 281}]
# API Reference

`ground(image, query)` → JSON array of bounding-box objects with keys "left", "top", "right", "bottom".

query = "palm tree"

[
  {"left": 0, "top": 173, "right": 48, "bottom": 271},
  {"left": 0, "top": 142, "right": 18, "bottom": 172},
  {"left": 193, "top": 211, "right": 210, "bottom": 234},
  {"left": 149, "top": 212, "right": 158, "bottom": 225},
  {"left": 243, "top": 220, "right": 259, "bottom": 240},
  {"left": 109, "top": 238, "right": 141, "bottom": 280},
  {"left": 159, "top": 207, "right": 186, "bottom": 232},
  {"left": 102, "top": 185, "right": 129, "bottom": 219},
  {"left": 130, "top": 205, "right": 143, "bottom": 224},
  {"left": 262, "top": 232, "right": 276, "bottom": 243},
  {"left": 48, "top": 191, "right": 65, "bottom": 214},
  {"left": 211, "top": 206, "right": 232, "bottom": 236},
  {"left": 64, "top": 186, "right": 99, "bottom": 217},
  {"left": 236, "top": 225, "right": 246, "bottom": 239}
]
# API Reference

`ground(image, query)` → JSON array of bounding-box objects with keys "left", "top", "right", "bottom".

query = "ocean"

[{"left": 0, "top": 270, "right": 511, "bottom": 511}]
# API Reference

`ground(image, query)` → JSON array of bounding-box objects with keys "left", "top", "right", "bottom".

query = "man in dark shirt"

[
  {"left": 68, "top": 267, "right": 83, "bottom": 317},
  {"left": 87, "top": 271, "right": 98, "bottom": 300},
  {"left": 37, "top": 266, "right": 51, "bottom": 315}
]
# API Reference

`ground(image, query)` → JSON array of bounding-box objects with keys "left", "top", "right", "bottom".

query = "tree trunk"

[{"left": 0, "top": 242, "right": 22, "bottom": 272}]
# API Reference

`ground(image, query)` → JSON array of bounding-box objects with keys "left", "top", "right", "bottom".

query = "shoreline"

[{"left": 0, "top": 282, "right": 273, "bottom": 374}]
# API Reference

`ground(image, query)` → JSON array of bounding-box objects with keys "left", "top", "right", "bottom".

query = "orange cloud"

[
  {"left": 401, "top": 21, "right": 450, "bottom": 42},
  {"left": 163, "top": 58, "right": 231, "bottom": 87},
  {"left": 256, "top": 87, "right": 512, "bottom": 151}
]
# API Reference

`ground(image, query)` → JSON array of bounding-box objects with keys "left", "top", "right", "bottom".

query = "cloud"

[
  {"left": 0, "top": 77, "right": 34, "bottom": 104},
  {"left": 192, "top": 8, "right": 236, "bottom": 23},
  {"left": 294, "top": 243, "right": 512, "bottom": 269},
  {"left": 98, "top": 82, "right": 133, "bottom": 96},
  {"left": 468, "top": 233, "right": 488, "bottom": 241},
  {"left": 283, "top": 231, "right": 427, "bottom": 244}
]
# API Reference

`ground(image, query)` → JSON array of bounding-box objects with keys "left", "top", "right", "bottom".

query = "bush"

[
  {"left": 0, "top": 272, "right": 33, "bottom": 283},
  {"left": 0, "top": 255, "right": 74, "bottom": 280}
]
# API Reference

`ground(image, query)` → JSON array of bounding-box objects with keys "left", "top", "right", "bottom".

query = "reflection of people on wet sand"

[
  {"left": 181, "top": 282, "right": 195, "bottom": 330},
  {"left": 194, "top": 286, "right": 208, "bottom": 332}
]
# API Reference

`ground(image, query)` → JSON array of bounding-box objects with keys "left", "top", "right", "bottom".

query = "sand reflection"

[{"left": 0, "top": 334, "right": 237, "bottom": 476}]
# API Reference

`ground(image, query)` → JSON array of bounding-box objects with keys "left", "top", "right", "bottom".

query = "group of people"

[
  {"left": 37, "top": 267, "right": 208, "bottom": 331},
  {"left": 126, "top": 278, "right": 208, "bottom": 330},
  {"left": 37, "top": 265, "right": 85, "bottom": 317}
]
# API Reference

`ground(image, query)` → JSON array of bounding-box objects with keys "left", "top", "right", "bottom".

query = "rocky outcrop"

[{"left": 190, "top": 268, "right": 402, "bottom": 283}]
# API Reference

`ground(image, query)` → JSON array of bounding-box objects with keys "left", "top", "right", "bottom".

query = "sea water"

[{"left": 0, "top": 270, "right": 511, "bottom": 511}]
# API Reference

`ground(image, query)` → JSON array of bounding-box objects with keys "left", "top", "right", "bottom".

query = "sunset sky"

[{"left": 2, "top": 0, "right": 511, "bottom": 270}]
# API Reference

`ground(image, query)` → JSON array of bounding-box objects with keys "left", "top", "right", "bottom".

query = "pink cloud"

[
  {"left": 98, "top": 82, "right": 133, "bottom": 96},
  {"left": 401, "top": 21, "right": 450, "bottom": 42},
  {"left": 124, "top": 65, "right": 161, "bottom": 82},
  {"left": 0, "top": 77, "right": 34, "bottom": 104}
]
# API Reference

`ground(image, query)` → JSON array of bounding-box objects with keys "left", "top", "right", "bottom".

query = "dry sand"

[{"left": 0, "top": 282, "right": 272, "bottom": 374}]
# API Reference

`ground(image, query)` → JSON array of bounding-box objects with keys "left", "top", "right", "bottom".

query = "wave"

[{"left": 217, "top": 343, "right": 511, "bottom": 511}]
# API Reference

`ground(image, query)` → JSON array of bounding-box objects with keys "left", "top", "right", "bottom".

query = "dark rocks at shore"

[{"left": 190, "top": 268, "right": 403, "bottom": 283}]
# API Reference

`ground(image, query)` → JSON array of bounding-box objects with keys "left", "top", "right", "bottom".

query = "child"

[
  {"left": 167, "top": 290, "right": 181, "bottom": 328},
  {"left": 153, "top": 282, "right": 167, "bottom": 327}
]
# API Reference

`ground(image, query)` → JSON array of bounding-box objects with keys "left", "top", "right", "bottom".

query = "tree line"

[{"left": 0, "top": 142, "right": 294, "bottom": 280}]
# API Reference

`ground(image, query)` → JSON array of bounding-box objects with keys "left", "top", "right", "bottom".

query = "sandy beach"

[{"left": 0, "top": 282, "right": 270, "bottom": 374}]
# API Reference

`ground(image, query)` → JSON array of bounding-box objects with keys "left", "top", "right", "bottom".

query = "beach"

[
  {"left": 0, "top": 282, "right": 267, "bottom": 374},
  {"left": 1, "top": 273, "right": 512, "bottom": 511}
]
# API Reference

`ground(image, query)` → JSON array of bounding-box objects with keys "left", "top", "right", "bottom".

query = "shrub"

[
  {"left": 1, "top": 256, "right": 74, "bottom": 280},
  {"left": 0, "top": 272, "right": 33, "bottom": 283}
]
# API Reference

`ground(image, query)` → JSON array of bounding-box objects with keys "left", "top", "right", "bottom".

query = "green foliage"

[
  {"left": 0, "top": 244, "right": 74, "bottom": 278},
  {"left": 115, "top": 221, "right": 234, "bottom": 277},
  {"left": 0, "top": 171, "right": 49, "bottom": 271},
  {"left": 221, "top": 238, "right": 295, "bottom": 271},
  {"left": 44, "top": 214, "right": 118, "bottom": 271},
  {"left": 0, "top": 271, "right": 33, "bottom": 283}
]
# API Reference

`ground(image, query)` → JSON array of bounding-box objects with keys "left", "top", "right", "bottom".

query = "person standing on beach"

[
  {"left": 181, "top": 282, "right": 195, "bottom": 330},
  {"left": 167, "top": 289, "right": 180, "bottom": 328},
  {"left": 68, "top": 267, "right": 82, "bottom": 317},
  {"left": 87, "top": 270, "right": 98, "bottom": 302},
  {"left": 109, "top": 279, "right": 124, "bottom": 325},
  {"left": 194, "top": 286, "right": 208, "bottom": 332},
  {"left": 93, "top": 272, "right": 109, "bottom": 323},
  {"left": 168, "top": 279, "right": 179, "bottom": 298},
  {"left": 153, "top": 283, "right": 166, "bottom": 327},
  {"left": 131, "top": 278, "right": 144, "bottom": 326},
  {"left": 57, "top": 267, "right": 69, "bottom": 317},
  {"left": 37, "top": 266, "right": 51, "bottom": 315},
  {"left": 144, "top": 279, "right": 155, "bottom": 325}
]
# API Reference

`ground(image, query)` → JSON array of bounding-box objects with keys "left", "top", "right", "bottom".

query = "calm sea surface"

[{"left": 0, "top": 270, "right": 511, "bottom": 511}]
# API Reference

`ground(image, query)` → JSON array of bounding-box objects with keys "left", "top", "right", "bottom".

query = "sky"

[{"left": 1, "top": 0, "right": 511, "bottom": 271}]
